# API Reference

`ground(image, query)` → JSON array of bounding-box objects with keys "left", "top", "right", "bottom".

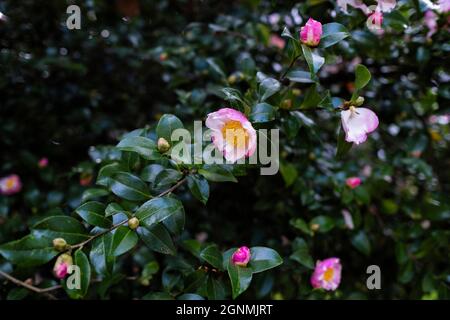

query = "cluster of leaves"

[{"left": 1, "top": 0, "right": 449, "bottom": 300}]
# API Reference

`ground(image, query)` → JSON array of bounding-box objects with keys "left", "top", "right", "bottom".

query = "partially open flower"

[
  {"left": 346, "top": 177, "right": 361, "bottom": 189},
  {"left": 367, "top": 11, "right": 383, "bottom": 31},
  {"left": 0, "top": 174, "right": 22, "bottom": 195},
  {"left": 341, "top": 107, "right": 379, "bottom": 144},
  {"left": 300, "top": 18, "right": 322, "bottom": 47},
  {"left": 206, "top": 108, "right": 257, "bottom": 163},
  {"left": 231, "top": 246, "right": 251, "bottom": 267},
  {"left": 311, "top": 257, "right": 342, "bottom": 291},
  {"left": 53, "top": 254, "right": 73, "bottom": 279}
]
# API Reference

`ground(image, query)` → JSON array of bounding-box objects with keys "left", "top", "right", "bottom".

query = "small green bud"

[
  {"left": 354, "top": 96, "right": 365, "bottom": 107},
  {"left": 157, "top": 137, "right": 170, "bottom": 153},
  {"left": 52, "top": 238, "right": 68, "bottom": 251},
  {"left": 128, "top": 217, "right": 140, "bottom": 230}
]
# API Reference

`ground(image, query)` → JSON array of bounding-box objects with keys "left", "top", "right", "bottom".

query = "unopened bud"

[
  {"left": 53, "top": 238, "right": 68, "bottom": 251},
  {"left": 354, "top": 96, "right": 365, "bottom": 107},
  {"left": 292, "top": 89, "right": 301, "bottom": 96},
  {"left": 53, "top": 253, "right": 73, "bottom": 279},
  {"left": 128, "top": 217, "right": 140, "bottom": 230},
  {"left": 280, "top": 99, "right": 293, "bottom": 110},
  {"left": 227, "top": 74, "right": 237, "bottom": 84},
  {"left": 157, "top": 137, "right": 170, "bottom": 153},
  {"left": 310, "top": 223, "right": 320, "bottom": 231}
]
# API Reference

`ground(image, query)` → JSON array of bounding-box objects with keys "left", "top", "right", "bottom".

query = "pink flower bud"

[
  {"left": 38, "top": 157, "right": 49, "bottom": 168},
  {"left": 53, "top": 254, "right": 73, "bottom": 279},
  {"left": 0, "top": 174, "right": 22, "bottom": 195},
  {"left": 346, "top": 177, "right": 361, "bottom": 189},
  {"left": 231, "top": 246, "right": 251, "bottom": 267},
  {"left": 300, "top": 18, "right": 322, "bottom": 47},
  {"left": 311, "top": 257, "right": 342, "bottom": 291},
  {"left": 367, "top": 11, "right": 383, "bottom": 31}
]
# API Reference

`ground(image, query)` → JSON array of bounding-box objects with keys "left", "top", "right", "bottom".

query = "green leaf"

[
  {"left": 227, "top": 262, "right": 252, "bottom": 299},
  {"left": 198, "top": 165, "right": 237, "bottom": 183},
  {"left": 248, "top": 247, "right": 283, "bottom": 273},
  {"left": 279, "top": 162, "right": 298, "bottom": 187},
  {"left": 281, "top": 27, "right": 297, "bottom": 41},
  {"left": 137, "top": 224, "right": 176, "bottom": 255},
  {"left": 290, "top": 238, "right": 314, "bottom": 269},
  {"left": 354, "top": 64, "right": 371, "bottom": 90},
  {"left": 290, "top": 218, "right": 313, "bottom": 236},
  {"left": 81, "top": 188, "right": 109, "bottom": 203},
  {"left": 117, "top": 136, "right": 159, "bottom": 160},
  {"left": 301, "top": 44, "right": 324, "bottom": 75},
  {"left": 0, "top": 235, "right": 58, "bottom": 267},
  {"left": 336, "top": 126, "right": 353, "bottom": 159},
  {"left": 75, "top": 201, "right": 111, "bottom": 229},
  {"left": 110, "top": 172, "right": 151, "bottom": 201},
  {"left": 286, "top": 70, "right": 315, "bottom": 83},
  {"left": 141, "top": 164, "right": 165, "bottom": 184},
  {"left": 250, "top": 103, "right": 275, "bottom": 123},
  {"left": 206, "top": 276, "right": 226, "bottom": 300},
  {"left": 187, "top": 175, "right": 209, "bottom": 204},
  {"left": 156, "top": 114, "right": 184, "bottom": 142},
  {"left": 31, "top": 216, "right": 90, "bottom": 244},
  {"left": 200, "top": 245, "right": 224, "bottom": 270},
  {"left": 135, "top": 197, "right": 184, "bottom": 229},
  {"left": 178, "top": 293, "right": 205, "bottom": 300},
  {"left": 96, "top": 162, "right": 125, "bottom": 187},
  {"left": 154, "top": 169, "right": 183, "bottom": 188},
  {"left": 259, "top": 77, "right": 281, "bottom": 102},
  {"left": 319, "top": 23, "right": 350, "bottom": 48},
  {"left": 64, "top": 249, "right": 91, "bottom": 299},
  {"left": 310, "top": 215, "right": 335, "bottom": 233},
  {"left": 301, "top": 84, "right": 322, "bottom": 109},
  {"left": 206, "top": 58, "right": 226, "bottom": 78},
  {"left": 351, "top": 230, "right": 371, "bottom": 256},
  {"left": 89, "top": 233, "right": 115, "bottom": 277},
  {"left": 105, "top": 203, "right": 126, "bottom": 217},
  {"left": 111, "top": 226, "right": 138, "bottom": 256}
]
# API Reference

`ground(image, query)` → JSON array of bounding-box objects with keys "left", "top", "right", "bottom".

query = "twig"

[
  {"left": 0, "top": 270, "right": 60, "bottom": 299},
  {"left": 156, "top": 176, "right": 187, "bottom": 198},
  {"left": 70, "top": 219, "right": 129, "bottom": 250}
]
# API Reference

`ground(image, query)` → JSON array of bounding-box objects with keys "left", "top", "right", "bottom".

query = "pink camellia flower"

[
  {"left": 205, "top": 108, "right": 257, "bottom": 163},
  {"left": 231, "top": 246, "right": 251, "bottom": 267},
  {"left": 367, "top": 10, "right": 383, "bottom": 31},
  {"left": 346, "top": 177, "right": 361, "bottom": 189},
  {"left": 38, "top": 157, "right": 49, "bottom": 168},
  {"left": 439, "top": 0, "right": 450, "bottom": 13},
  {"left": 0, "top": 174, "right": 22, "bottom": 195},
  {"left": 341, "top": 107, "right": 379, "bottom": 144},
  {"left": 311, "top": 257, "right": 342, "bottom": 291},
  {"left": 424, "top": 10, "right": 438, "bottom": 38},
  {"left": 53, "top": 254, "right": 73, "bottom": 279},
  {"left": 300, "top": 18, "right": 322, "bottom": 47}
]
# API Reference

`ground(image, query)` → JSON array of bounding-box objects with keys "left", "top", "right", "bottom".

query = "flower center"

[
  {"left": 221, "top": 120, "right": 249, "bottom": 149},
  {"left": 323, "top": 267, "right": 334, "bottom": 282},
  {"left": 5, "top": 178, "right": 15, "bottom": 189}
]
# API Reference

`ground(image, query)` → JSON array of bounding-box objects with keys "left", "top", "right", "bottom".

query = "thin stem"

[
  {"left": 0, "top": 270, "right": 60, "bottom": 298},
  {"left": 156, "top": 176, "right": 187, "bottom": 198},
  {"left": 280, "top": 54, "right": 302, "bottom": 81},
  {"left": 70, "top": 219, "right": 128, "bottom": 250}
]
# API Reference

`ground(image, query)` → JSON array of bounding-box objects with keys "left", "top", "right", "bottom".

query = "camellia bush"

[{"left": 0, "top": 0, "right": 449, "bottom": 300}]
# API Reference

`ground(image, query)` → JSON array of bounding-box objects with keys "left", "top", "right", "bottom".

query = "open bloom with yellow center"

[
  {"left": 206, "top": 108, "right": 257, "bottom": 163},
  {"left": 341, "top": 106, "right": 379, "bottom": 144},
  {"left": 311, "top": 257, "right": 342, "bottom": 291},
  {"left": 0, "top": 174, "right": 22, "bottom": 195}
]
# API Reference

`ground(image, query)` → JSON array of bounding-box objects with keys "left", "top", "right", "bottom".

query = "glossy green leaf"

[
  {"left": 227, "top": 260, "right": 253, "bottom": 299},
  {"left": 351, "top": 230, "right": 371, "bottom": 256},
  {"left": 89, "top": 233, "right": 115, "bottom": 277},
  {"left": 248, "top": 247, "right": 283, "bottom": 273},
  {"left": 355, "top": 64, "right": 371, "bottom": 90},
  {"left": 105, "top": 202, "right": 126, "bottom": 217},
  {"left": 110, "top": 172, "right": 151, "bottom": 201},
  {"left": 259, "top": 77, "right": 281, "bottom": 101},
  {"left": 198, "top": 165, "right": 237, "bottom": 183},
  {"left": 0, "top": 235, "right": 58, "bottom": 267},
  {"left": 200, "top": 244, "right": 223, "bottom": 270},
  {"left": 290, "top": 238, "right": 314, "bottom": 269},
  {"left": 138, "top": 224, "right": 176, "bottom": 255},
  {"left": 156, "top": 114, "right": 184, "bottom": 142},
  {"left": 310, "top": 215, "right": 335, "bottom": 233},
  {"left": 64, "top": 249, "right": 91, "bottom": 299},
  {"left": 111, "top": 226, "right": 138, "bottom": 256},
  {"left": 135, "top": 197, "right": 184, "bottom": 229},
  {"left": 319, "top": 23, "right": 350, "bottom": 48},
  {"left": 250, "top": 103, "right": 275, "bottom": 123},
  {"left": 96, "top": 162, "right": 125, "bottom": 187},
  {"left": 75, "top": 201, "right": 111, "bottom": 228},
  {"left": 154, "top": 169, "right": 183, "bottom": 188},
  {"left": 187, "top": 174, "right": 209, "bottom": 204},
  {"left": 301, "top": 44, "right": 324, "bottom": 75},
  {"left": 286, "top": 70, "right": 315, "bottom": 83},
  {"left": 117, "top": 136, "right": 159, "bottom": 160},
  {"left": 31, "top": 216, "right": 90, "bottom": 244},
  {"left": 81, "top": 188, "right": 109, "bottom": 203}
]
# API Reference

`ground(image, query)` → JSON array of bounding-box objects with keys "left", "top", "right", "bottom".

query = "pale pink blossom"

[
  {"left": 53, "top": 254, "right": 73, "bottom": 279},
  {"left": 205, "top": 108, "right": 257, "bottom": 163},
  {"left": 439, "top": 0, "right": 450, "bottom": 13},
  {"left": 367, "top": 10, "right": 384, "bottom": 32},
  {"left": 231, "top": 246, "right": 251, "bottom": 267},
  {"left": 269, "top": 34, "right": 285, "bottom": 50},
  {"left": 377, "top": 0, "right": 397, "bottom": 12},
  {"left": 341, "top": 210, "right": 355, "bottom": 230},
  {"left": 311, "top": 258, "right": 342, "bottom": 291},
  {"left": 337, "top": 0, "right": 370, "bottom": 14},
  {"left": 38, "top": 157, "right": 49, "bottom": 168},
  {"left": 300, "top": 18, "right": 322, "bottom": 47},
  {"left": 341, "top": 107, "right": 379, "bottom": 144},
  {"left": 346, "top": 177, "right": 362, "bottom": 189},
  {"left": 0, "top": 174, "right": 22, "bottom": 195},
  {"left": 424, "top": 10, "right": 438, "bottom": 38}
]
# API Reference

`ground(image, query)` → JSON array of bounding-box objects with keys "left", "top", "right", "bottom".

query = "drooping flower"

[
  {"left": 311, "top": 257, "right": 342, "bottom": 291},
  {"left": 424, "top": 10, "right": 438, "bottom": 38},
  {"left": 53, "top": 254, "right": 73, "bottom": 279},
  {"left": 231, "top": 246, "right": 251, "bottom": 267},
  {"left": 38, "top": 157, "right": 49, "bottom": 168},
  {"left": 0, "top": 174, "right": 22, "bottom": 195},
  {"left": 341, "top": 107, "right": 379, "bottom": 144},
  {"left": 300, "top": 18, "right": 322, "bottom": 47},
  {"left": 205, "top": 108, "right": 257, "bottom": 163},
  {"left": 346, "top": 177, "right": 362, "bottom": 189}
]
